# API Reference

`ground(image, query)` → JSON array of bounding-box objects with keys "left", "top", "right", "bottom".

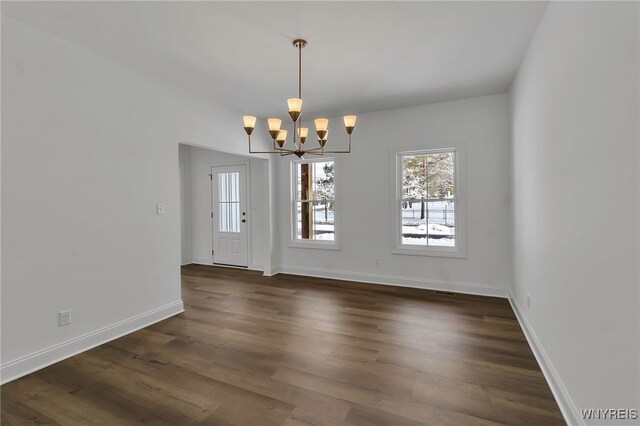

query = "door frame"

[
  {"left": 210, "top": 163, "right": 251, "bottom": 268},
  {"left": 179, "top": 164, "right": 190, "bottom": 265}
]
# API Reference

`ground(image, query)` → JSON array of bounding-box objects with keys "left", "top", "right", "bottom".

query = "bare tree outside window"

[{"left": 400, "top": 151, "right": 455, "bottom": 247}]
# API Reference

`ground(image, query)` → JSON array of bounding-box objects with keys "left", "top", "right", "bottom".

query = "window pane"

[
  {"left": 427, "top": 200, "right": 455, "bottom": 246},
  {"left": 218, "top": 172, "right": 240, "bottom": 202},
  {"left": 218, "top": 173, "right": 227, "bottom": 202},
  {"left": 297, "top": 161, "right": 334, "bottom": 201},
  {"left": 427, "top": 152, "right": 454, "bottom": 199},
  {"left": 217, "top": 171, "right": 240, "bottom": 233},
  {"left": 295, "top": 163, "right": 305, "bottom": 201},
  {"left": 402, "top": 154, "right": 427, "bottom": 200},
  {"left": 399, "top": 150, "right": 457, "bottom": 249},
  {"left": 295, "top": 160, "right": 335, "bottom": 241},
  {"left": 229, "top": 172, "right": 240, "bottom": 202},
  {"left": 296, "top": 201, "right": 334, "bottom": 241},
  {"left": 219, "top": 202, "right": 240, "bottom": 233},
  {"left": 401, "top": 201, "right": 426, "bottom": 245}
]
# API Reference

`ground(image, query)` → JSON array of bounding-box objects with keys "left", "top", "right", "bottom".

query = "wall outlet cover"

[{"left": 59, "top": 310, "right": 71, "bottom": 326}]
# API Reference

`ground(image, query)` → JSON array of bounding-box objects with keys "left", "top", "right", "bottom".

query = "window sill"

[
  {"left": 392, "top": 246, "right": 466, "bottom": 259},
  {"left": 288, "top": 241, "right": 341, "bottom": 251}
]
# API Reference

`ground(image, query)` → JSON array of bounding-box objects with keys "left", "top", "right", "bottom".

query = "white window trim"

[
  {"left": 390, "top": 143, "right": 467, "bottom": 259},
  {"left": 289, "top": 156, "right": 341, "bottom": 250}
]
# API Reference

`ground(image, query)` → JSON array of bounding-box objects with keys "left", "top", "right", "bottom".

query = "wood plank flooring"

[{"left": 1, "top": 265, "right": 564, "bottom": 425}]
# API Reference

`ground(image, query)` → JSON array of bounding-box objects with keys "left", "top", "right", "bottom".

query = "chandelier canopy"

[{"left": 242, "top": 39, "right": 357, "bottom": 158}]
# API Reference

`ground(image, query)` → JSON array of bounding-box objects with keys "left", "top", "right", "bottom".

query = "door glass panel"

[{"left": 218, "top": 172, "right": 240, "bottom": 233}]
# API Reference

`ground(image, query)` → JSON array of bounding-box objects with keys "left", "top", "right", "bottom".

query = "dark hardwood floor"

[{"left": 1, "top": 265, "right": 564, "bottom": 425}]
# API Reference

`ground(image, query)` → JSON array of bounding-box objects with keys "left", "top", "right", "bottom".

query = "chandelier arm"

[
  {"left": 272, "top": 138, "right": 296, "bottom": 154},
  {"left": 305, "top": 139, "right": 327, "bottom": 152},
  {"left": 280, "top": 147, "right": 296, "bottom": 155},
  {"left": 248, "top": 148, "right": 291, "bottom": 154},
  {"left": 304, "top": 146, "right": 325, "bottom": 153},
  {"left": 316, "top": 150, "right": 351, "bottom": 154},
  {"left": 278, "top": 143, "right": 296, "bottom": 156},
  {"left": 318, "top": 134, "right": 352, "bottom": 154},
  {"left": 248, "top": 135, "right": 295, "bottom": 154}
]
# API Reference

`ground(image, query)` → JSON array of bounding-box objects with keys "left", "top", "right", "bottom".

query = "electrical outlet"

[
  {"left": 59, "top": 310, "right": 71, "bottom": 326},
  {"left": 374, "top": 257, "right": 380, "bottom": 267},
  {"left": 526, "top": 294, "right": 531, "bottom": 308}
]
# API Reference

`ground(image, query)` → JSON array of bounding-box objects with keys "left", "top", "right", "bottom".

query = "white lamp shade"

[
  {"left": 268, "top": 118, "right": 282, "bottom": 131},
  {"left": 314, "top": 118, "right": 329, "bottom": 132},
  {"left": 243, "top": 115, "right": 256, "bottom": 128},
  {"left": 287, "top": 98, "right": 303, "bottom": 113},
  {"left": 276, "top": 129, "right": 288, "bottom": 142},
  {"left": 343, "top": 115, "right": 357, "bottom": 128}
]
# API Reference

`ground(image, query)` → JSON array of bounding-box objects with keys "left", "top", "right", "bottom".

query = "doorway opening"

[{"left": 178, "top": 143, "right": 268, "bottom": 271}]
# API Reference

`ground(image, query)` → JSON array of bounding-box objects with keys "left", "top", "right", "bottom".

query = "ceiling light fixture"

[{"left": 242, "top": 39, "right": 357, "bottom": 158}]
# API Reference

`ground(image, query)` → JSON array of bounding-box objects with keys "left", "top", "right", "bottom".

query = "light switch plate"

[{"left": 156, "top": 203, "right": 165, "bottom": 215}]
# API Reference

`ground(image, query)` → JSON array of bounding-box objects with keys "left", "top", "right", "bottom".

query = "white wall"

[
  {"left": 0, "top": 16, "right": 274, "bottom": 382},
  {"left": 276, "top": 94, "right": 512, "bottom": 296},
  {"left": 184, "top": 145, "right": 267, "bottom": 270},
  {"left": 509, "top": 2, "right": 640, "bottom": 424},
  {"left": 5, "top": 8, "right": 638, "bottom": 422},
  {"left": 266, "top": 157, "right": 281, "bottom": 276},
  {"left": 178, "top": 144, "right": 192, "bottom": 265}
]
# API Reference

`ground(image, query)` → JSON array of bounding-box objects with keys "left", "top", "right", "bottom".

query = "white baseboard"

[
  {"left": 248, "top": 264, "right": 264, "bottom": 272},
  {"left": 276, "top": 265, "right": 508, "bottom": 298},
  {"left": 508, "top": 293, "right": 581, "bottom": 426},
  {"left": 0, "top": 300, "right": 184, "bottom": 385},
  {"left": 263, "top": 265, "right": 281, "bottom": 277},
  {"left": 189, "top": 260, "right": 265, "bottom": 274}
]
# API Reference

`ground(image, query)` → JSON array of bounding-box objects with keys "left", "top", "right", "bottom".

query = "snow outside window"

[
  {"left": 290, "top": 158, "right": 339, "bottom": 249},
  {"left": 392, "top": 146, "right": 467, "bottom": 258}
]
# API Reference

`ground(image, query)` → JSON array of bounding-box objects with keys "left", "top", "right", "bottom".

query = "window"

[
  {"left": 291, "top": 158, "right": 339, "bottom": 248},
  {"left": 392, "top": 146, "right": 466, "bottom": 257}
]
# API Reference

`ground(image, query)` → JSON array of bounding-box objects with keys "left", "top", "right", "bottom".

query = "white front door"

[{"left": 212, "top": 165, "right": 248, "bottom": 267}]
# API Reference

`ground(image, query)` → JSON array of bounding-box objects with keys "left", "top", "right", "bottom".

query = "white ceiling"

[{"left": 3, "top": 1, "right": 547, "bottom": 119}]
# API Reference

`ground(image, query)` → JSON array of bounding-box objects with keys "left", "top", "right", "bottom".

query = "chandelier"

[{"left": 242, "top": 39, "right": 357, "bottom": 158}]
